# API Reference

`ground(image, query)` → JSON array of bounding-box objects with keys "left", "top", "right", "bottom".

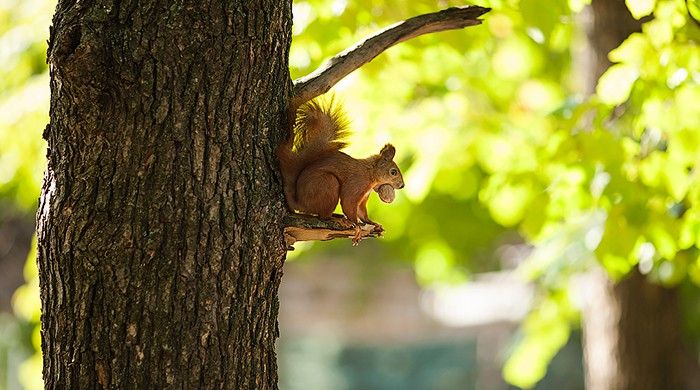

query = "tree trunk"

[
  {"left": 37, "top": 1, "right": 291, "bottom": 388},
  {"left": 580, "top": 1, "right": 696, "bottom": 389},
  {"left": 582, "top": 269, "right": 688, "bottom": 390}
]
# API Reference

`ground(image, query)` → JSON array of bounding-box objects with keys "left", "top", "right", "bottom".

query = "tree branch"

[
  {"left": 283, "top": 5, "right": 490, "bottom": 248},
  {"left": 283, "top": 213, "right": 383, "bottom": 248},
  {"left": 291, "top": 5, "right": 491, "bottom": 108}
]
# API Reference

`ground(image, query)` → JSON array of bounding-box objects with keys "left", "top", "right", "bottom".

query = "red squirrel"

[{"left": 278, "top": 98, "right": 404, "bottom": 229}]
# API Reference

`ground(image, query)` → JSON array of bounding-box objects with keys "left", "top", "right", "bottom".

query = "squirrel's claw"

[
  {"left": 360, "top": 218, "right": 384, "bottom": 234},
  {"left": 337, "top": 217, "right": 363, "bottom": 245},
  {"left": 338, "top": 217, "right": 356, "bottom": 229},
  {"left": 351, "top": 224, "right": 363, "bottom": 246}
]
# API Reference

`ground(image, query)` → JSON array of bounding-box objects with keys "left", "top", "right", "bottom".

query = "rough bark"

[
  {"left": 38, "top": 1, "right": 291, "bottom": 388},
  {"left": 581, "top": 1, "right": 698, "bottom": 389}
]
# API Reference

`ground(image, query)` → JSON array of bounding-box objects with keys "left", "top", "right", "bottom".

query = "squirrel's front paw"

[{"left": 360, "top": 218, "right": 383, "bottom": 232}]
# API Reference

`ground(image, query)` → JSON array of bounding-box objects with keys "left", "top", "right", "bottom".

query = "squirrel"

[{"left": 277, "top": 97, "right": 404, "bottom": 232}]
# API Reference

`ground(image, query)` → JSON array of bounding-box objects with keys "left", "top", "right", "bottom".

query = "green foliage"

[
  {"left": 11, "top": 239, "right": 43, "bottom": 390},
  {"left": 291, "top": 0, "right": 700, "bottom": 387},
  {"left": 1, "top": 1, "right": 53, "bottom": 389},
  {"left": 503, "top": 291, "right": 578, "bottom": 388},
  {"left": 0, "top": 0, "right": 52, "bottom": 211},
  {"left": 626, "top": 0, "right": 656, "bottom": 19}
]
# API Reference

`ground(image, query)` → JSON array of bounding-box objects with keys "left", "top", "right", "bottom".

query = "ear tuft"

[{"left": 380, "top": 144, "right": 396, "bottom": 160}]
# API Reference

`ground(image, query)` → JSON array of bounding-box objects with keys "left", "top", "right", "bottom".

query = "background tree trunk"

[
  {"left": 580, "top": 1, "right": 698, "bottom": 389},
  {"left": 582, "top": 269, "right": 688, "bottom": 389},
  {"left": 0, "top": 207, "right": 34, "bottom": 312},
  {"left": 38, "top": 1, "right": 291, "bottom": 388}
]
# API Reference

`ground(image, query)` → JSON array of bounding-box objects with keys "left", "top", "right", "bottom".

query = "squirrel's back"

[{"left": 277, "top": 97, "right": 350, "bottom": 209}]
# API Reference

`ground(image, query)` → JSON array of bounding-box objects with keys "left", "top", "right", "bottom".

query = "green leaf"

[
  {"left": 675, "top": 85, "right": 700, "bottom": 129},
  {"left": 414, "top": 240, "right": 459, "bottom": 285},
  {"left": 625, "top": 0, "right": 656, "bottom": 19},
  {"left": 609, "top": 33, "right": 651, "bottom": 66},
  {"left": 647, "top": 222, "right": 678, "bottom": 260},
  {"left": 480, "top": 176, "right": 535, "bottom": 227},
  {"left": 678, "top": 208, "right": 700, "bottom": 249},
  {"left": 520, "top": 0, "right": 565, "bottom": 42},
  {"left": 520, "top": 193, "right": 549, "bottom": 240},
  {"left": 503, "top": 294, "right": 575, "bottom": 389},
  {"left": 689, "top": 255, "right": 700, "bottom": 286},
  {"left": 609, "top": 33, "right": 660, "bottom": 78},
  {"left": 643, "top": 18, "right": 674, "bottom": 48},
  {"left": 596, "top": 64, "right": 639, "bottom": 105},
  {"left": 596, "top": 211, "right": 640, "bottom": 279},
  {"left": 639, "top": 152, "right": 664, "bottom": 188},
  {"left": 663, "top": 156, "right": 690, "bottom": 201},
  {"left": 687, "top": 0, "right": 700, "bottom": 23}
]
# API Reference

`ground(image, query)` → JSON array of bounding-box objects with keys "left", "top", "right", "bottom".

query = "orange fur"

[{"left": 277, "top": 98, "right": 404, "bottom": 224}]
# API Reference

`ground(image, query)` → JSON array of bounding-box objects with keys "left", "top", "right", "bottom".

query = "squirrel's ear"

[{"left": 380, "top": 144, "right": 396, "bottom": 160}]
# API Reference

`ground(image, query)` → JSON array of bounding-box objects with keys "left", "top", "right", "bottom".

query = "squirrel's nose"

[{"left": 398, "top": 183, "right": 405, "bottom": 189}]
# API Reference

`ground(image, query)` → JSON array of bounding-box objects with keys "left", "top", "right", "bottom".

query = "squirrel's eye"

[{"left": 390, "top": 168, "right": 398, "bottom": 176}]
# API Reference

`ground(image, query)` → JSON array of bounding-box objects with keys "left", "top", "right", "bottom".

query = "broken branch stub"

[{"left": 283, "top": 213, "right": 383, "bottom": 248}]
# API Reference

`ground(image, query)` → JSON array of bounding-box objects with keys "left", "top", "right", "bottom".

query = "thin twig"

[{"left": 291, "top": 5, "right": 490, "bottom": 108}]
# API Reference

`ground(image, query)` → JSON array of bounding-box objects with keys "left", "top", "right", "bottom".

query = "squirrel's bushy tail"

[{"left": 277, "top": 97, "right": 350, "bottom": 210}]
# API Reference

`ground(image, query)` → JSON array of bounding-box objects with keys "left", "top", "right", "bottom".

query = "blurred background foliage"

[
  {"left": 1, "top": 0, "right": 699, "bottom": 388},
  {"left": 1, "top": 0, "right": 52, "bottom": 389}
]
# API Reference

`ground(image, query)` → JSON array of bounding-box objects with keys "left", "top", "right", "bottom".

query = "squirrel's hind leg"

[
  {"left": 340, "top": 193, "right": 361, "bottom": 224},
  {"left": 296, "top": 169, "right": 340, "bottom": 219}
]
